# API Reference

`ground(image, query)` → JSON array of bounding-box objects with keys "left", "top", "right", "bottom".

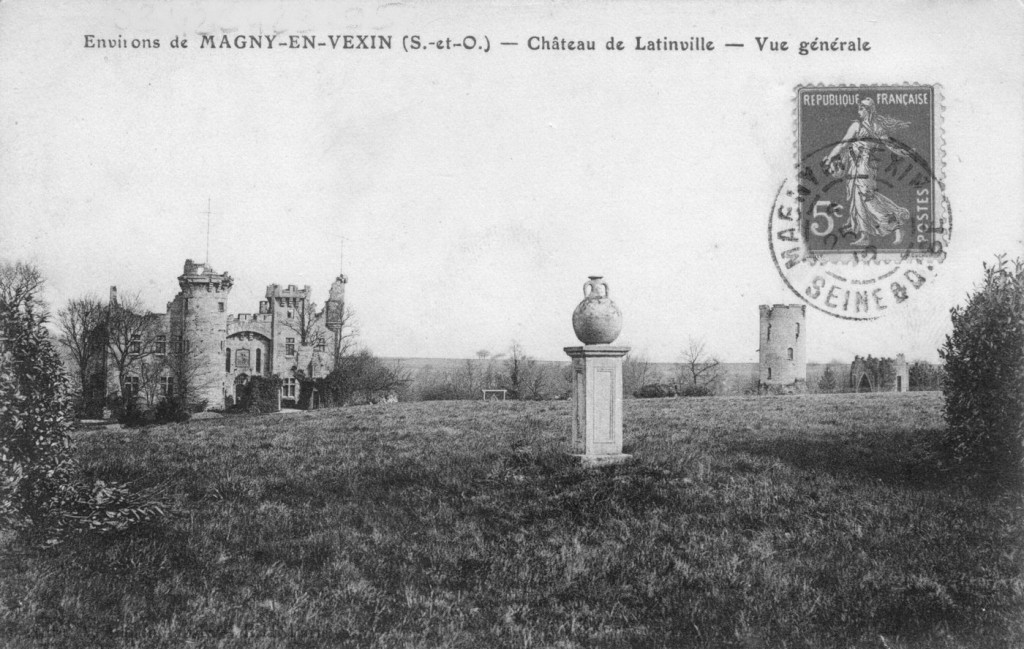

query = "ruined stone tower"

[
  {"left": 168, "top": 259, "right": 233, "bottom": 409},
  {"left": 759, "top": 304, "right": 807, "bottom": 393}
]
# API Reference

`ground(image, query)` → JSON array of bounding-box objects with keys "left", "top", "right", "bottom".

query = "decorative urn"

[{"left": 572, "top": 276, "right": 622, "bottom": 344}]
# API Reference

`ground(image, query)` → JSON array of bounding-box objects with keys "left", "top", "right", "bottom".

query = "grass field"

[{"left": 1, "top": 393, "right": 1022, "bottom": 648}]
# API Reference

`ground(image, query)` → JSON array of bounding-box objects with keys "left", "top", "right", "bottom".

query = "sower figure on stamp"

[{"left": 823, "top": 97, "right": 911, "bottom": 246}]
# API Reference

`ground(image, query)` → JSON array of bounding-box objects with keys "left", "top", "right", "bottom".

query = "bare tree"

[
  {"left": 457, "top": 359, "right": 479, "bottom": 397},
  {"left": 135, "top": 356, "right": 171, "bottom": 408},
  {"left": 522, "top": 362, "right": 549, "bottom": 400},
  {"left": 623, "top": 350, "right": 655, "bottom": 397},
  {"left": 677, "top": 337, "right": 722, "bottom": 395},
  {"left": 502, "top": 341, "right": 549, "bottom": 399},
  {"left": 104, "top": 292, "right": 157, "bottom": 398},
  {"left": 0, "top": 261, "right": 47, "bottom": 323},
  {"left": 57, "top": 295, "right": 106, "bottom": 398},
  {"left": 354, "top": 354, "right": 411, "bottom": 403},
  {"left": 503, "top": 341, "right": 528, "bottom": 399},
  {"left": 166, "top": 341, "right": 217, "bottom": 409},
  {"left": 330, "top": 304, "right": 359, "bottom": 367},
  {"left": 559, "top": 363, "right": 574, "bottom": 400},
  {"left": 290, "top": 296, "right": 327, "bottom": 348}
]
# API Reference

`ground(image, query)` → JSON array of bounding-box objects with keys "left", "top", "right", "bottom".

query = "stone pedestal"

[{"left": 564, "top": 345, "right": 631, "bottom": 466}]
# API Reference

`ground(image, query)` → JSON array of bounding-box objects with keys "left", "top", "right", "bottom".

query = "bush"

[
  {"left": 50, "top": 479, "right": 166, "bottom": 536},
  {"left": 315, "top": 350, "right": 408, "bottom": 406},
  {"left": 938, "top": 256, "right": 1024, "bottom": 476},
  {"left": 634, "top": 383, "right": 677, "bottom": 398},
  {"left": 153, "top": 397, "right": 191, "bottom": 424},
  {"left": 1, "top": 262, "right": 168, "bottom": 540},
  {"left": 75, "top": 373, "right": 106, "bottom": 419},
  {"left": 909, "top": 361, "right": 945, "bottom": 391},
  {"left": 818, "top": 365, "right": 838, "bottom": 393},
  {"left": 116, "top": 398, "right": 145, "bottom": 427},
  {"left": 239, "top": 376, "right": 281, "bottom": 414},
  {"left": 0, "top": 293, "right": 76, "bottom": 529},
  {"left": 678, "top": 384, "right": 714, "bottom": 397}
]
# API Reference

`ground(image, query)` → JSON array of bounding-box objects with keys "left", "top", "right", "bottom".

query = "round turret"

[
  {"left": 169, "top": 259, "right": 233, "bottom": 409},
  {"left": 759, "top": 304, "right": 807, "bottom": 391}
]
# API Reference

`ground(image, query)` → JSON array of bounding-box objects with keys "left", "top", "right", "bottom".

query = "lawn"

[{"left": 1, "top": 393, "right": 1022, "bottom": 648}]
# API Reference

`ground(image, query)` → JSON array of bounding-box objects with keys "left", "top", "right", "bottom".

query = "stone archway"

[{"left": 858, "top": 374, "right": 872, "bottom": 392}]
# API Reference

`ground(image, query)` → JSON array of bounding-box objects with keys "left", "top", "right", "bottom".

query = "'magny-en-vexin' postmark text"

[{"left": 769, "top": 85, "right": 950, "bottom": 321}]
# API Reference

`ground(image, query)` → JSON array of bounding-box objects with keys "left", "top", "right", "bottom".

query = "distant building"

[
  {"left": 94, "top": 259, "right": 348, "bottom": 411},
  {"left": 758, "top": 304, "right": 807, "bottom": 393},
  {"left": 849, "top": 353, "right": 910, "bottom": 393}
]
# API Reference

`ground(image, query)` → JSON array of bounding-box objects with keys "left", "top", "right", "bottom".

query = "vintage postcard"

[{"left": 1, "top": 0, "right": 1022, "bottom": 646}]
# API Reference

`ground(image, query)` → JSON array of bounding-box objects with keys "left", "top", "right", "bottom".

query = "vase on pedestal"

[
  {"left": 571, "top": 276, "right": 622, "bottom": 345},
  {"left": 565, "top": 276, "right": 631, "bottom": 467}
]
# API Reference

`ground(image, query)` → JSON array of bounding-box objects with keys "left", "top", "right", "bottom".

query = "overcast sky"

[{"left": 1, "top": 0, "right": 1022, "bottom": 363}]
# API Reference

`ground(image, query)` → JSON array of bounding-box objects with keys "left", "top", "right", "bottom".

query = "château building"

[{"left": 96, "top": 259, "right": 348, "bottom": 411}]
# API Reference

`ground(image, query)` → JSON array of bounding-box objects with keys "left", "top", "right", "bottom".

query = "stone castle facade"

[
  {"left": 106, "top": 259, "right": 347, "bottom": 410},
  {"left": 758, "top": 304, "right": 807, "bottom": 393}
]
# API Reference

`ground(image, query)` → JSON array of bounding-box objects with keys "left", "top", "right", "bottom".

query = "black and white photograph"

[{"left": 1, "top": 1, "right": 1022, "bottom": 646}]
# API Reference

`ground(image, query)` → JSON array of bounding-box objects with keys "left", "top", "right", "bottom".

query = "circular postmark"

[{"left": 771, "top": 86, "right": 952, "bottom": 320}]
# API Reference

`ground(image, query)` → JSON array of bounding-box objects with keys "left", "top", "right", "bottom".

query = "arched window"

[
  {"left": 787, "top": 347, "right": 794, "bottom": 360},
  {"left": 225, "top": 348, "right": 231, "bottom": 372},
  {"left": 256, "top": 348, "right": 262, "bottom": 374},
  {"left": 767, "top": 323, "right": 772, "bottom": 341},
  {"left": 767, "top": 367, "right": 772, "bottom": 380},
  {"left": 795, "top": 323, "right": 800, "bottom": 339}
]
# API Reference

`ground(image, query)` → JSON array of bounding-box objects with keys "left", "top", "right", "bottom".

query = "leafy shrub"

[
  {"left": 154, "top": 397, "right": 191, "bottom": 424},
  {"left": 0, "top": 292, "right": 76, "bottom": 529},
  {"left": 74, "top": 373, "right": 106, "bottom": 419},
  {"left": 817, "top": 365, "right": 838, "bottom": 393},
  {"left": 1, "top": 262, "right": 168, "bottom": 538},
  {"left": 634, "top": 383, "right": 677, "bottom": 398},
  {"left": 50, "top": 479, "right": 166, "bottom": 536},
  {"left": 297, "top": 378, "right": 316, "bottom": 409},
  {"left": 909, "top": 361, "right": 945, "bottom": 391},
  {"left": 116, "top": 398, "right": 145, "bottom": 427},
  {"left": 239, "top": 376, "right": 281, "bottom": 414},
  {"left": 938, "top": 255, "right": 1024, "bottom": 476},
  {"left": 314, "top": 350, "right": 408, "bottom": 406},
  {"left": 678, "top": 384, "right": 714, "bottom": 397}
]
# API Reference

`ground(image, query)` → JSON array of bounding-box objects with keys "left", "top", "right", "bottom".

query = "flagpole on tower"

[{"left": 201, "top": 198, "right": 212, "bottom": 265}]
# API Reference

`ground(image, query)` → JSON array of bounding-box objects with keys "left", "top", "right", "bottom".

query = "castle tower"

[
  {"left": 759, "top": 304, "right": 807, "bottom": 392},
  {"left": 266, "top": 283, "right": 312, "bottom": 375},
  {"left": 168, "top": 259, "right": 233, "bottom": 409}
]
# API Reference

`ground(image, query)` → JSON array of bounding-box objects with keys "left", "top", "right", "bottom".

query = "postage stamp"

[{"left": 769, "top": 84, "right": 951, "bottom": 320}]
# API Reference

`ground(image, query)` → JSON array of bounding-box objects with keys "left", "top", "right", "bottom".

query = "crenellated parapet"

[
  {"left": 178, "top": 259, "right": 233, "bottom": 294},
  {"left": 226, "top": 313, "right": 273, "bottom": 339},
  {"left": 266, "top": 283, "right": 310, "bottom": 307}
]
